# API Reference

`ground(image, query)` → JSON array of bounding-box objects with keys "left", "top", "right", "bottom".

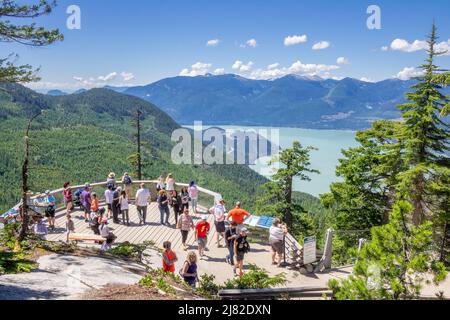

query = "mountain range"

[{"left": 117, "top": 74, "right": 422, "bottom": 130}]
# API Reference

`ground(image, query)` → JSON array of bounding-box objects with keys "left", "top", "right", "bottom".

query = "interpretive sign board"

[{"left": 303, "top": 236, "right": 317, "bottom": 265}]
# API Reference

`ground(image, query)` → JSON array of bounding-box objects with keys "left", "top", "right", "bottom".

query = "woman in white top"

[
  {"left": 269, "top": 218, "right": 288, "bottom": 267},
  {"left": 156, "top": 175, "right": 166, "bottom": 191},
  {"left": 165, "top": 173, "right": 175, "bottom": 192},
  {"left": 119, "top": 190, "right": 130, "bottom": 225}
]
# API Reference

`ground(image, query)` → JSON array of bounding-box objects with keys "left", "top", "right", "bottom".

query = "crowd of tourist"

[{"left": 15, "top": 171, "right": 289, "bottom": 286}]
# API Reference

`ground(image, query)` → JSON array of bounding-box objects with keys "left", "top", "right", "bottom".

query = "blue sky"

[{"left": 5, "top": 0, "right": 450, "bottom": 92}]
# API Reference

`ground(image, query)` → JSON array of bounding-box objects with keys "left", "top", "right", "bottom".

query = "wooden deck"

[{"left": 46, "top": 203, "right": 218, "bottom": 250}]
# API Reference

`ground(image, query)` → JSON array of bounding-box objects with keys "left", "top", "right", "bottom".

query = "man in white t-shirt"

[
  {"left": 135, "top": 183, "right": 151, "bottom": 224},
  {"left": 269, "top": 218, "right": 288, "bottom": 267},
  {"left": 104, "top": 186, "right": 114, "bottom": 219}
]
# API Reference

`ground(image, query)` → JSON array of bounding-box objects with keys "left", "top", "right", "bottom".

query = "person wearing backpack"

[
  {"left": 121, "top": 172, "right": 133, "bottom": 200},
  {"left": 162, "top": 241, "right": 178, "bottom": 273},
  {"left": 89, "top": 209, "right": 102, "bottom": 235},
  {"left": 43, "top": 190, "right": 57, "bottom": 231},
  {"left": 234, "top": 228, "right": 250, "bottom": 277},
  {"left": 181, "top": 251, "right": 198, "bottom": 287},
  {"left": 225, "top": 221, "right": 238, "bottom": 265}
]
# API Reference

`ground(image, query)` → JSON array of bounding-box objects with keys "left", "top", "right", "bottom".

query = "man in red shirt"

[
  {"left": 227, "top": 202, "right": 251, "bottom": 232},
  {"left": 195, "top": 215, "right": 210, "bottom": 259}
]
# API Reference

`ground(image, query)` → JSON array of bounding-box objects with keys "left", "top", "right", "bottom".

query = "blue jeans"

[
  {"left": 159, "top": 206, "right": 170, "bottom": 224},
  {"left": 227, "top": 244, "right": 235, "bottom": 265}
]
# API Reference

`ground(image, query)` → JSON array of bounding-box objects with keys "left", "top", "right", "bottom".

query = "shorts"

[
  {"left": 236, "top": 252, "right": 245, "bottom": 262},
  {"left": 270, "top": 239, "right": 284, "bottom": 255},
  {"left": 197, "top": 237, "right": 207, "bottom": 248},
  {"left": 83, "top": 204, "right": 91, "bottom": 214},
  {"left": 215, "top": 221, "right": 226, "bottom": 233},
  {"left": 107, "top": 203, "right": 112, "bottom": 210},
  {"left": 45, "top": 208, "right": 56, "bottom": 218},
  {"left": 181, "top": 230, "right": 189, "bottom": 243},
  {"left": 191, "top": 198, "right": 198, "bottom": 208}
]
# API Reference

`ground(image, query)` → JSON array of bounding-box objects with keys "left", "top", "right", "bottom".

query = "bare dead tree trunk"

[
  {"left": 18, "top": 111, "right": 41, "bottom": 242},
  {"left": 136, "top": 108, "right": 142, "bottom": 180}
]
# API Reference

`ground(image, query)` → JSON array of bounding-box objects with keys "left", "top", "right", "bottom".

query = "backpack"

[
  {"left": 237, "top": 236, "right": 250, "bottom": 253},
  {"left": 124, "top": 176, "right": 132, "bottom": 185}
]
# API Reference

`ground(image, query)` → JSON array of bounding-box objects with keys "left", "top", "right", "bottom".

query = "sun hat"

[
  {"left": 108, "top": 172, "right": 116, "bottom": 178},
  {"left": 45, "top": 190, "right": 51, "bottom": 195},
  {"left": 240, "top": 227, "right": 248, "bottom": 233},
  {"left": 201, "top": 215, "right": 208, "bottom": 221}
]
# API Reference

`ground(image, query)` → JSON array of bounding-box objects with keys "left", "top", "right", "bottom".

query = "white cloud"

[
  {"left": 179, "top": 62, "right": 213, "bottom": 77},
  {"left": 240, "top": 38, "right": 257, "bottom": 48},
  {"left": 246, "top": 38, "right": 257, "bottom": 47},
  {"left": 206, "top": 39, "right": 220, "bottom": 47},
  {"left": 213, "top": 68, "right": 225, "bottom": 75},
  {"left": 312, "top": 41, "right": 330, "bottom": 50},
  {"left": 387, "top": 38, "right": 450, "bottom": 55},
  {"left": 284, "top": 35, "right": 307, "bottom": 46},
  {"left": 232, "top": 60, "right": 254, "bottom": 72},
  {"left": 97, "top": 72, "right": 117, "bottom": 82},
  {"left": 381, "top": 46, "right": 389, "bottom": 51},
  {"left": 336, "top": 57, "right": 349, "bottom": 65},
  {"left": 267, "top": 63, "right": 280, "bottom": 70},
  {"left": 395, "top": 67, "right": 424, "bottom": 80},
  {"left": 248, "top": 60, "right": 339, "bottom": 80},
  {"left": 120, "top": 72, "right": 135, "bottom": 81}
]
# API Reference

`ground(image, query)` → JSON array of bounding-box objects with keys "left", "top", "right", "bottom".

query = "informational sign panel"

[
  {"left": 243, "top": 215, "right": 274, "bottom": 229},
  {"left": 303, "top": 236, "right": 317, "bottom": 265}
]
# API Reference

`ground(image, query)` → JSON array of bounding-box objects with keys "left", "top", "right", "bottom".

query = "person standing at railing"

[
  {"left": 157, "top": 190, "right": 171, "bottom": 226},
  {"left": 166, "top": 173, "right": 175, "bottom": 192},
  {"left": 121, "top": 172, "right": 133, "bottom": 200},
  {"left": 170, "top": 190, "right": 182, "bottom": 225},
  {"left": 188, "top": 181, "right": 199, "bottom": 214},
  {"left": 269, "top": 218, "right": 288, "bottom": 268},
  {"left": 135, "top": 183, "right": 151, "bottom": 225},
  {"left": 65, "top": 214, "right": 75, "bottom": 243},
  {"left": 63, "top": 182, "right": 73, "bottom": 214},
  {"left": 106, "top": 172, "right": 116, "bottom": 189},
  {"left": 119, "top": 190, "right": 130, "bottom": 226},
  {"left": 156, "top": 175, "right": 166, "bottom": 192},
  {"left": 177, "top": 208, "right": 194, "bottom": 251},
  {"left": 227, "top": 202, "right": 251, "bottom": 232},
  {"left": 43, "top": 190, "right": 57, "bottom": 231},
  {"left": 91, "top": 192, "right": 99, "bottom": 213},
  {"left": 81, "top": 184, "right": 92, "bottom": 223},
  {"left": 104, "top": 185, "right": 114, "bottom": 220},
  {"left": 112, "top": 187, "right": 122, "bottom": 224}
]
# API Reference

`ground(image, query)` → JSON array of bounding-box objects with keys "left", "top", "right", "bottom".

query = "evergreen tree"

[
  {"left": 321, "top": 120, "right": 406, "bottom": 257},
  {"left": 329, "top": 201, "right": 447, "bottom": 300},
  {"left": 0, "top": 0, "right": 64, "bottom": 83},
  {"left": 256, "top": 141, "right": 319, "bottom": 233},
  {"left": 397, "top": 23, "right": 450, "bottom": 226}
]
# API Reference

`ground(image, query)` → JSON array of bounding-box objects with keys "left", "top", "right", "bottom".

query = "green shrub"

[
  {"left": 196, "top": 274, "right": 220, "bottom": 297},
  {"left": 223, "top": 264, "right": 286, "bottom": 290}
]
